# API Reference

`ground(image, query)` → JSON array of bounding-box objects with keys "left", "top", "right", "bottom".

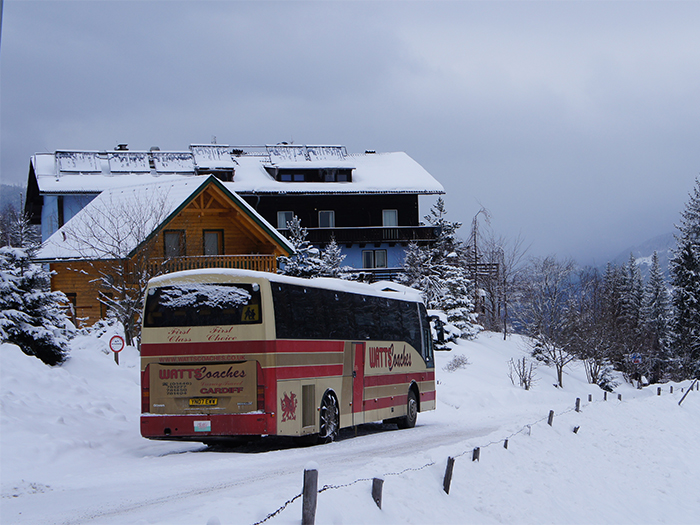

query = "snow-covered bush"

[
  {"left": 443, "top": 353, "right": 470, "bottom": 372},
  {"left": 0, "top": 246, "right": 73, "bottom": 365},
  {"left": 277, "top": 217, "right": 352, "bottom": 279}
]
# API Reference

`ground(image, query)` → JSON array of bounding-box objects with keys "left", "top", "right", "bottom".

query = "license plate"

[{"left": 189, "top": 397, "right": 218, "bottom": 406}]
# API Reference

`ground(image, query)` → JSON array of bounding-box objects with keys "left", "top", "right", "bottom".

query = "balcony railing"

[
  {"left": 298, "top": 225, "right": 438, "bottom": 246},
  {"left": 148, "top": 255, "right": 277, "bottom": 276}
]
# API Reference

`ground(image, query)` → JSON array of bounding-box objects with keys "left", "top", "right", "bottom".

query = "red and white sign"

[{"left": 109, "top": 335, "right": 125, "bottom": 353}]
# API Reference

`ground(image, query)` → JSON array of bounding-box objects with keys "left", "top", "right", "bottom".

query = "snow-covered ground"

[{"left": 2, "top": 330, "right": 699, "bottom": 524}]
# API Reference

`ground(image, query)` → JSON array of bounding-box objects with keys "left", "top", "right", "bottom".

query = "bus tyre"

[
  {"left": 397, "top": 390, "right": 418, "bottom": 429},
  {"left": 318, "top": 392, "right": 339, "bottom": 443}
]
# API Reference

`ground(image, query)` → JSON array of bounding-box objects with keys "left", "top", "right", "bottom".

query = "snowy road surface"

[{"left": 2, "top": 331, "right": 699, "bottom": 524}]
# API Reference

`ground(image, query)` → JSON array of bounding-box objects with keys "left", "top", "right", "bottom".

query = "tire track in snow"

[{"left": 54, "top": 421, "right": 497, "bottom": 524}]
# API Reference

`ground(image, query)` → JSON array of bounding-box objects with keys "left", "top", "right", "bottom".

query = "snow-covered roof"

[
  {"left": 30, "top": 145, "right": 444, "bottom": 196},
  {"left": 37, "top": 176, "right": 294, "bottom": 261}
]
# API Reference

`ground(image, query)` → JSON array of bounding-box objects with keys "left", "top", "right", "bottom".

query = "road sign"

[
  {"left": 631, "top": 353, "right": 642, "bottom": 365},
  {"left": 109, "top": 335, "right": 125, "bottom": 353}
]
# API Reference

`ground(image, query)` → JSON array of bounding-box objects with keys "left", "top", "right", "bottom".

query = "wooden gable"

[
  {"left": 48, "top": 177, "right": 291, "bottom": 327},
  {"left": 153, "top": 182, "right": 287, "bottom": 259}
]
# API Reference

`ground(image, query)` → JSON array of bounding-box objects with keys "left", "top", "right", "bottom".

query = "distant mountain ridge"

[
  {"left": 609, "top": 232, "right": 675, "bottom": 282},
  {"left": 1, "top": 184, "right": 25, "bottom": 211}
]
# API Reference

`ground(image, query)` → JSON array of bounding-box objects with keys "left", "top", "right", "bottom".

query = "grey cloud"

[{"left": 2, "top": 1, "right": 699, "bottom": 264}]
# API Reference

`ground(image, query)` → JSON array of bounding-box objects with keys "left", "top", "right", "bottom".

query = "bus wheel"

[
  {"left": 318, "top": 392, "right": 339, "bottom": 443},
  {"left": 397, "top": 390, "right": 418, "bottom": 429}
]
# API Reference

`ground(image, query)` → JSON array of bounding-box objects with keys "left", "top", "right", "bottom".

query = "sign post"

[{"left": 109, "top": 335, "right": 125, "bottom": 365}]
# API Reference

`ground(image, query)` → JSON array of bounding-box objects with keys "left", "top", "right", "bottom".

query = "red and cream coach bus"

[{"left": 140, "top": 269, "right": 435, "bottom": 443}]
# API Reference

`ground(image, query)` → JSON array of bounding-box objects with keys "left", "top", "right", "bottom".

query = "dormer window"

[{"left": 267, "top": 166, "right": 352, "bottom": 183}]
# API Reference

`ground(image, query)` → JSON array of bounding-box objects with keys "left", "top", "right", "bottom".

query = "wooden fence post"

[
  {"left": 302, "top": 466, "right": 318, "bottom": 525},
  {"left": 658, "top": 387, "right": 662, "bottom": 396},
  {"left": 588, "top": 394, "right": 592, "bottom": 402},
  {"left": 604, "top": 392, "right": 607, "bottom": 401},
  {"left": 503, "top": 439, "right": 509, "bottom": 450},
  {"left": 575, "top": 398, "right": 581, "bottom": 412},
  {"left": 443, "top": 457, "right": 455, "bottom": 494},
  {"left": 547, "top": 410, "right": 554, "bottom": 426},
  {"left": 472, "top": 447, "right": 480, "bottom": 462},
  {"left": 372, "top": 478, "right": 384, "bottom": 510},
  {"left": 618, "top": 393, "right": 622, "bottom": 401}
]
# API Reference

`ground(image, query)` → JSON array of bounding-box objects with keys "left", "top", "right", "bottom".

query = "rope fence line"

[{"left": 252, "top": 380, "right": 698, "bottom": 525}]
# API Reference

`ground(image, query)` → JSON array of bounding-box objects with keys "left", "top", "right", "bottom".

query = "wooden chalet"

[
  {"left": 36, "top": 176, "right": 293, "bottom": 326},
  {"left": 25, "top": 144, "right": 445, "bottom": 284}
]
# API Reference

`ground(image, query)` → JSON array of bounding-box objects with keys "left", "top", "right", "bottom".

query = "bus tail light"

[
  {"left": 257, "top": 385, "right": 265, "bottom": 412},
  {"left": 141, "top": 365, "right": 150, "bottom": 413}
]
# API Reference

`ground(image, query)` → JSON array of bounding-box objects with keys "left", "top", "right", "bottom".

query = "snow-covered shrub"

[
  {"left": 443, "top": 354, "right": 470, "bottom": 372},
  {"left": 0, "top": 246, "right": 73, "bottom": 365},
  {"left": 596, "top": 366, "right": 620, "bottom": 392}
]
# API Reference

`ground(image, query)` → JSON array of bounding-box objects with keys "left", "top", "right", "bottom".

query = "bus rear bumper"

[{"left": 141, "top": 413, "right": 274, "bottom": 440}]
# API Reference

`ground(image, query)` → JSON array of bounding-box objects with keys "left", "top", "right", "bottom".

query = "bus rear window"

[{"left": 144, "top": 283, "right": 262, "bottom": 327}]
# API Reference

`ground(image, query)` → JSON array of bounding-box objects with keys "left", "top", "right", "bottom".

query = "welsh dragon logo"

[{"left": 280, "top": 392, "right": 298, "bottom": 422}]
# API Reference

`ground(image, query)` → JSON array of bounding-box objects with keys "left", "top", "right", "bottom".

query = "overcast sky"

[{"left": 2, "top": 1, "right": 699, "bottom": 265}]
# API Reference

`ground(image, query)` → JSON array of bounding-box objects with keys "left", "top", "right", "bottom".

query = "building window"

[
  {"left": 164, "top": 230, "right": 185, "bottom": 258},
  {"left": 57, "top": 196, "right": 65, "bottom": 227},
  {"left": 362, "top": 249, "right": 387, "bottom": 269},
  {"left": 382, "top": 209, "right": 398, "bottom": 227},
  {"left": 203, "top": 230, "right": 223, "bottom": 255},
  {"left": 318, "top": 210, "right": 335, "bottom": 228},
  {"left": 277, "top": 211, "right": 295, "bottom": 229}
]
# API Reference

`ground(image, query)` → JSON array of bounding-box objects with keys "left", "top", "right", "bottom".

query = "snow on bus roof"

[{"left": 148, "top": 268, "right": 425, "bottom": 303}]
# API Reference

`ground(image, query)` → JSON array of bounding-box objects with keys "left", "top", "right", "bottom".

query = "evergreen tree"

[
  {"left": 0, "top": 246, "right": 73, "bottom": 365},
  {"left": 618, "top": 254, "right": 646, "bottom": 379},
  {"left": 440, "top": 259, "right": 480, "bottom": 340},
  {"left": 399, "top": 241, "right": 443, "bottom": 309},
  {"left": 602, "top": 262, "right": 627, "bottom": 372},
  {"left": 317, "top": 237, "right": 352, "bottom": 279},
  {"left": 670, "top": 178, "right": 700, "bottom": 379},
  {"left": 276, "top": 216, "right": 323, "bottom": 278},
  {"left": 424, "top": 197, "right": 462, "bottom": 256},
  {"left": 0, "top": 204, "right": 40, "bottom": 251},
  {"left": 641, "top": 251, "right": 671, "bottom": 382},
  {"left": 670, "top": 240, "right": 700, "bottom": 379},
  {"left": 400, "top": 199, "right": 480, "bottom": 342}
]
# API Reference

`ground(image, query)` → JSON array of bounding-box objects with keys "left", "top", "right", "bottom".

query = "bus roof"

[{"left": 147, "top": 268, "right": 424, "bottom": 304}]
